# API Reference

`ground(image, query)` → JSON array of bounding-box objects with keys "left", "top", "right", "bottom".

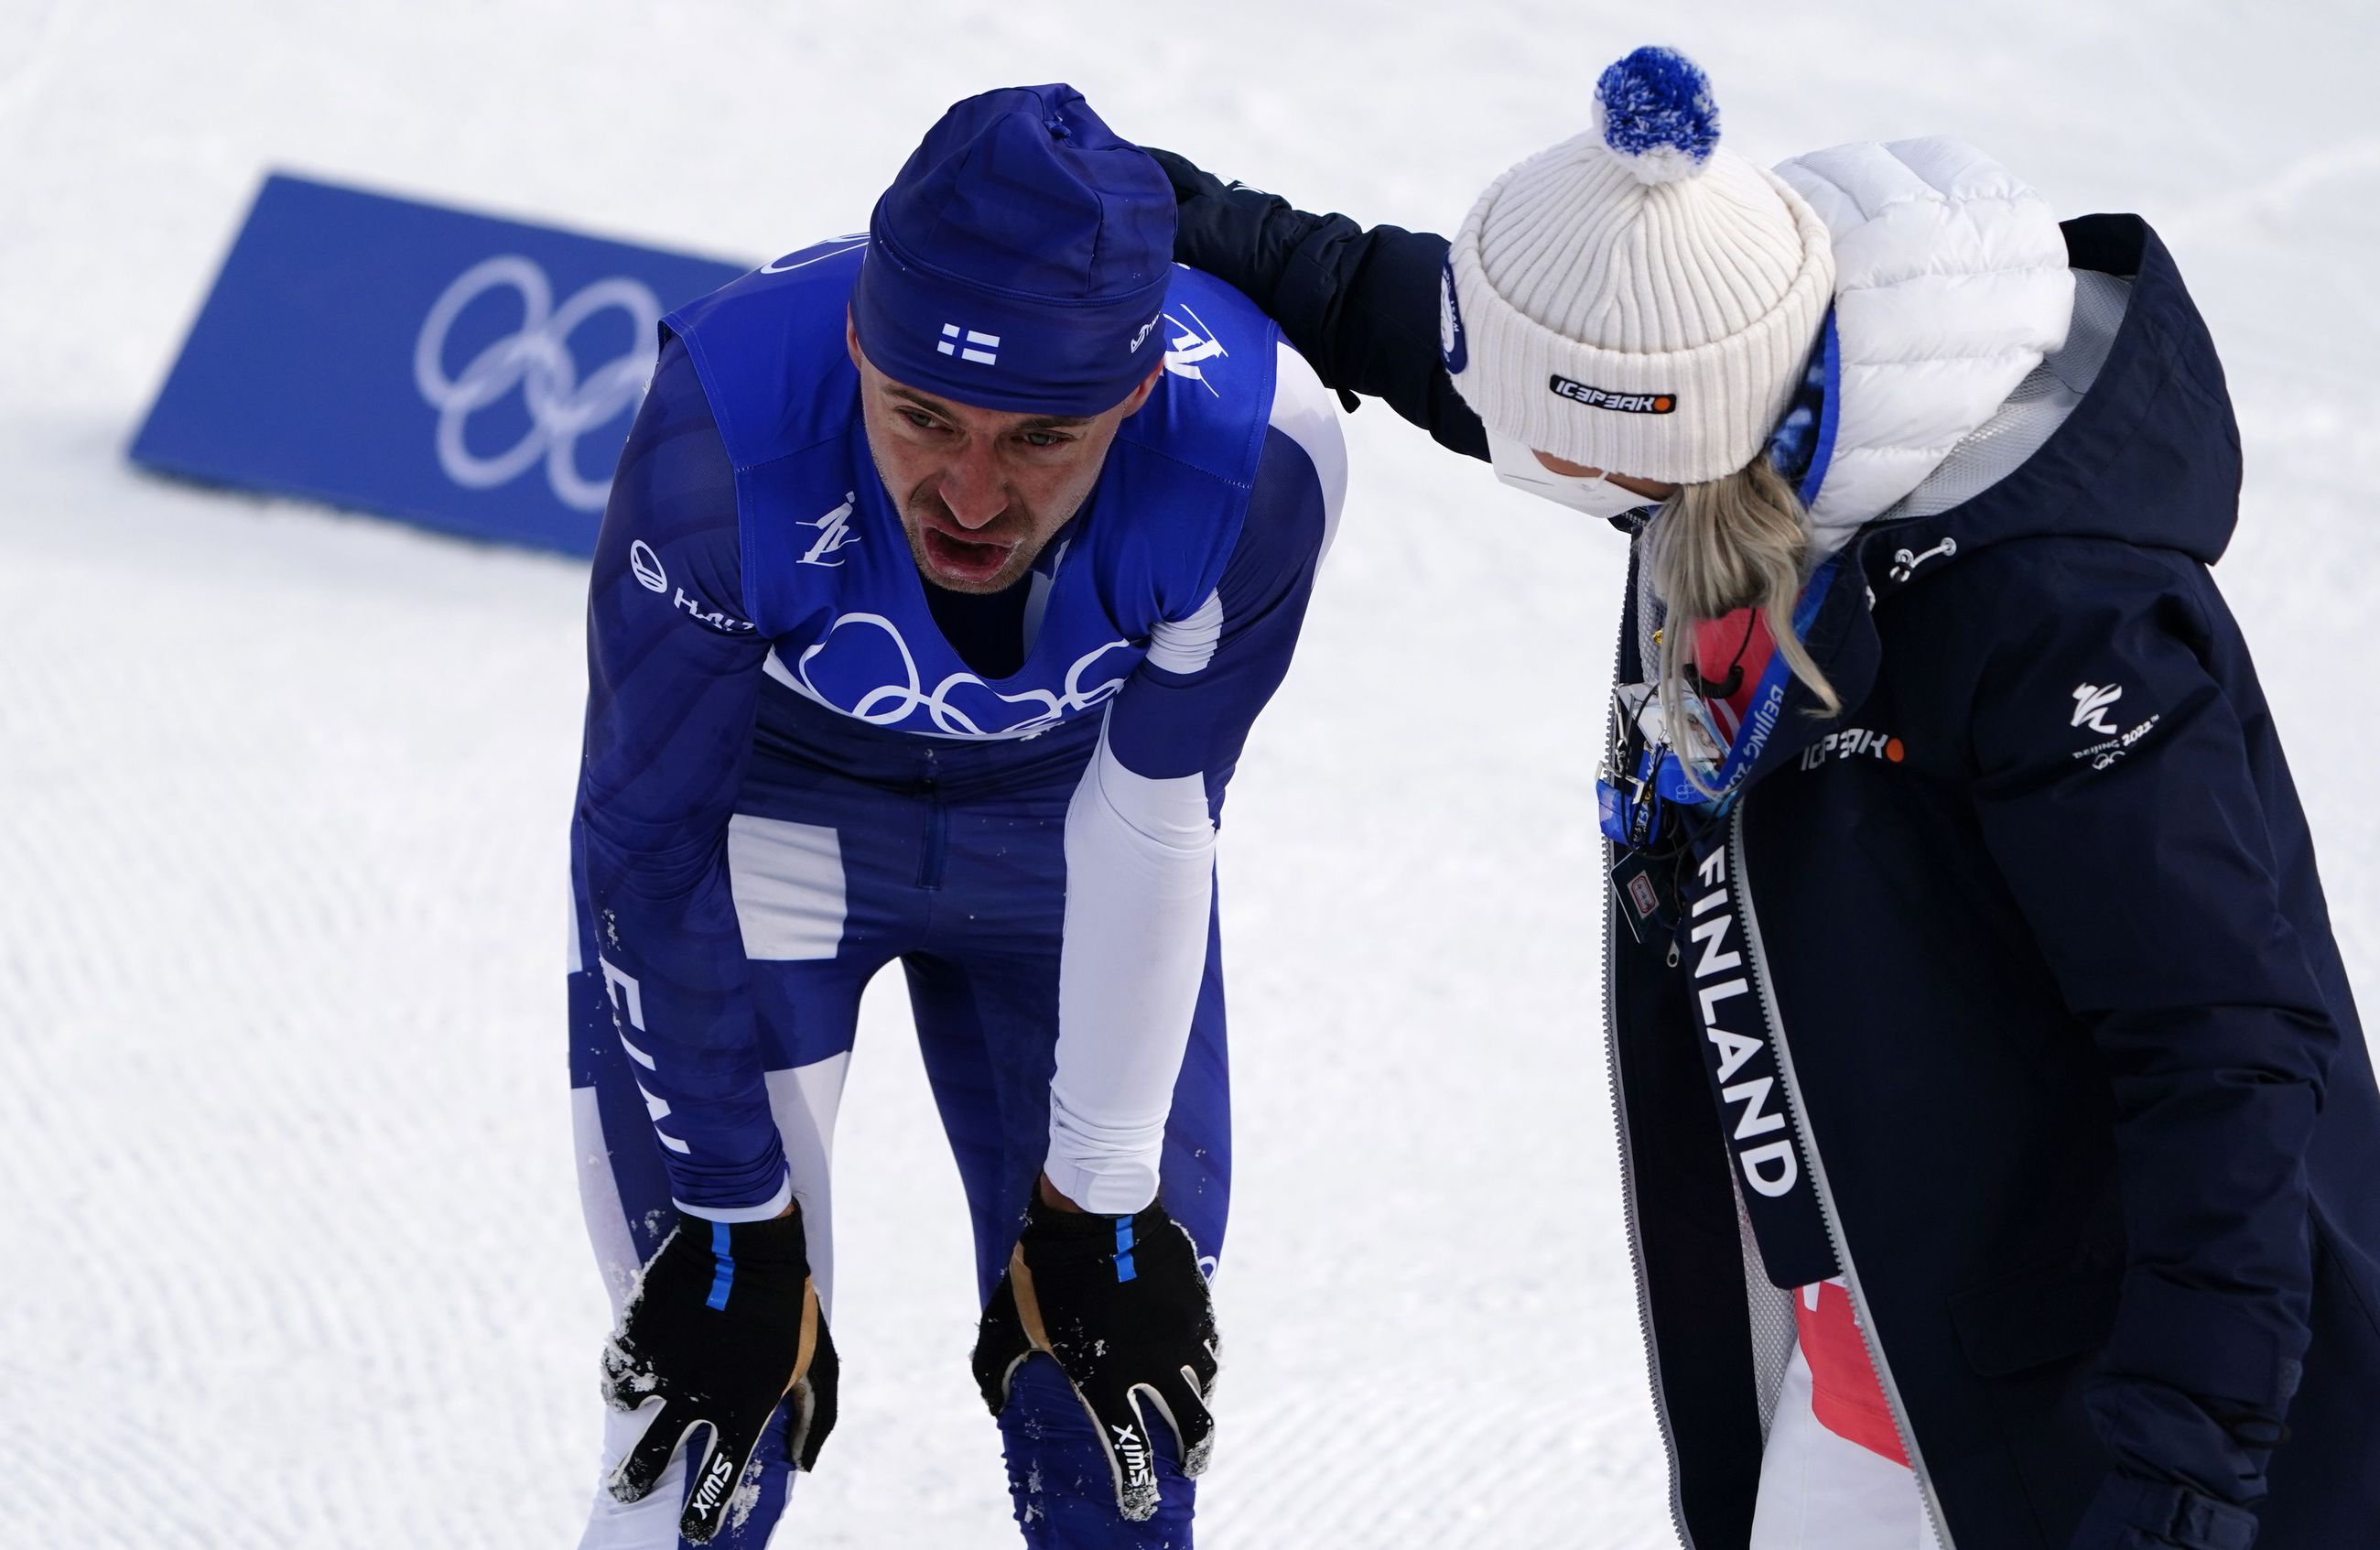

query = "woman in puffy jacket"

[{"left": 1156, "top": 47, "right": 2380, "bottom": 1550}]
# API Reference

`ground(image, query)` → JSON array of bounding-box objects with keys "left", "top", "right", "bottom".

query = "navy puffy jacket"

[{"left": 1164, "top": 159, "right": 2380, "bottom": 1550}]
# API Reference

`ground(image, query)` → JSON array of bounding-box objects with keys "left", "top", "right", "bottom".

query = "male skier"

[{"left": 564, "top": 84, "right": 1345, "bottom": 1549}]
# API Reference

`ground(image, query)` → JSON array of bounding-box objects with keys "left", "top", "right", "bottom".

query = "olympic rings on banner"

[{"left": 413, "top": 255, "right": 661, "bottom": 512}]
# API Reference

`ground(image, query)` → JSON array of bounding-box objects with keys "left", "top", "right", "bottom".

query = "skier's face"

[{"left": 849, "top": 322, "right": 1161, "bottom": 594}]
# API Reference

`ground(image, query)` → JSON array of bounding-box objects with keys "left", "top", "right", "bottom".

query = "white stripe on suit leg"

[
  {"left": 764, "top": 1053, "right": 850, "bottom": 1316},
  {"left": 728, "top": 813, "right": 849, "bottom": 961},
  {"left": 571, "top": 1084, "right": 688, "bottom": 1550},
  {"left": 570, "top": 1085, "right": 643, "bottom": 1314}
]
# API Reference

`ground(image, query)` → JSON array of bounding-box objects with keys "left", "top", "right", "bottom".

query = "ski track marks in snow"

[
  {"left": 0, "top": 476, "right": 599, "bottom": 1545},
  {"left": 5, "top": 3, "right": 2379, "bottom": 1545}
]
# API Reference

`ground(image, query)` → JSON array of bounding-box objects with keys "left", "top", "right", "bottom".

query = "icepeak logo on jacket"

[{"left": 1798, "top": 727, "right": 1906, "bottom": 771}]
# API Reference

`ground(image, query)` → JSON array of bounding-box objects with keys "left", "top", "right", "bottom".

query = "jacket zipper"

[
  {"left": 1728, "top": 804, "right": 1955, "bottom": 1548},
  {"left": 1606, "top": 888, "right": 1698, "bottom": 1547},
  {"left": 917, "top": 748, "right": 947, "bottom": 889},
  {"left": 1602, "top": 601, "right": 1698, "bottom": 1549}
]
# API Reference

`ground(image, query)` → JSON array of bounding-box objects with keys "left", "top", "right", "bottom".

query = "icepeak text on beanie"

[
  {"left": 850, "top": 84, "right": 1175, "bottom": 417},
  {"left": 1443, "top": 48, "right": 1834, "bottom": 485}
]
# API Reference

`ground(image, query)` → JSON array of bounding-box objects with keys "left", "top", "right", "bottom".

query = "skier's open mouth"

[{"left": 919, "top": 524, "right": 1019, "bottom": 587}]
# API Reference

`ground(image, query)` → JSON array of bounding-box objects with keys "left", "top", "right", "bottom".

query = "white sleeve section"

[
  {"left": 1044, "top": 717, "right": 1218, "bottom": 1213},
  {"left": 1144, "top": 591, "right": 1225, "bottom": 675},
  {"left": 1269, "top": 339, "right": 1349, "bottom": 562},
  {"left": 674, "top": 1171, "right": 793, "bottom": 1223}
]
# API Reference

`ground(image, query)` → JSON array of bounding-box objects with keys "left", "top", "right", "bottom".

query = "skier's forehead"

[{"left": 876, "top": 378, "right": 1098, "bottom": 434}]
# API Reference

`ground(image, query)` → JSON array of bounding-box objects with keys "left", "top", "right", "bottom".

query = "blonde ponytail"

[{"left": 1641, "top": 459, "right": 1838, "bottom": 792}]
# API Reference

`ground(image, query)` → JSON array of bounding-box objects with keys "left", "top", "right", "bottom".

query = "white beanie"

[{"left": 1443, "top": 48, "right": 1835, "bottom": 485}]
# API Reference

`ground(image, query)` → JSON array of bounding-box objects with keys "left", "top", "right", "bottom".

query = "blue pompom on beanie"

[
  {"left": 1594, "top": 46, "right": 1720, "bottom": 179},
  {"left": 851, "top": 84, "right": 1175, "bottom": 417}
]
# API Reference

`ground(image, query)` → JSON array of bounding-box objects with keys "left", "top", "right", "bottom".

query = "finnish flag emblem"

[{"left": 939, "top": 323, "right": 1000, "bottom": 365}]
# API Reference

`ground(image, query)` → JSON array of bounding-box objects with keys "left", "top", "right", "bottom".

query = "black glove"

[
  {"left": 972, "top": 1191, "right": 1219, "bottom": 1521},
  {"left": 2069, "top": 1472, "right": 2260, "bottom": 1550},
  {"left": 1143, "top": 146, "right": 1333, "bottom": 345},
  {"left": 1144, "top": 144, "right": 1487, "bottom": 459},
  {"left": 1144, "top": 145, "right": 1234, "bottom": 204},
  {"left": 601, "top": 1208, "right": 839, "bottom": 1544}
]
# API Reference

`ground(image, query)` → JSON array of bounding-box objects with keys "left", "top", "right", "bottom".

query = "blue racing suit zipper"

[{"left": 918, "top": 747, "right": 947, "bottom": 889}]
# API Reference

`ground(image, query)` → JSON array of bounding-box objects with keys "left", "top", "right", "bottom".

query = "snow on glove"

[
  {"left": 601, "top": 1209, "right": 838, "bottom": 1544},
  {"left": 971, "top": 1192, "right": 1219, "bottom": 1522}
]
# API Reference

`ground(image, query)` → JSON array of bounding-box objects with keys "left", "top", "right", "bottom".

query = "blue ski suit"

[{"left": 565, "top": 240, "right": 1343, "bottom": 1549}]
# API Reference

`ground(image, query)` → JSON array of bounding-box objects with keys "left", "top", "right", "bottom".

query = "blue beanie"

[{"left": 850, "top": 84, "right": 1175, "bottom": 417}]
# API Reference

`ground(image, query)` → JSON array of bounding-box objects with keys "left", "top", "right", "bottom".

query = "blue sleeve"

[
  {"left": 1104, "top": 421, "right": 1333, "bottom": 797},
  {"left": 1966, "top": 542, "right": 2335, "bottom": 1512},
  {"left": 577, "top": 334, "right": 789, "bottom": 1219}
]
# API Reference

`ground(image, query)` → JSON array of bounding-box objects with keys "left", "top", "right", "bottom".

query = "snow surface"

[{"left": 5, "top": 2, "right": 2378, "bottom": 1545}]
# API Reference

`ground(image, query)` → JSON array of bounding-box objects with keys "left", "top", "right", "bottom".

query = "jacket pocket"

[{"left": 1949, "top": 1244, "right": 2124, "bottom": 1377}]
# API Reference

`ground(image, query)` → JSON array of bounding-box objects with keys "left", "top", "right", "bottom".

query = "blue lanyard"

[
  {"left": 1660, "top": 552, "right": 1842, "bottom": 807},
  {"left": 1623, "top": 311, "right": 1844, "bottom": 825}
]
